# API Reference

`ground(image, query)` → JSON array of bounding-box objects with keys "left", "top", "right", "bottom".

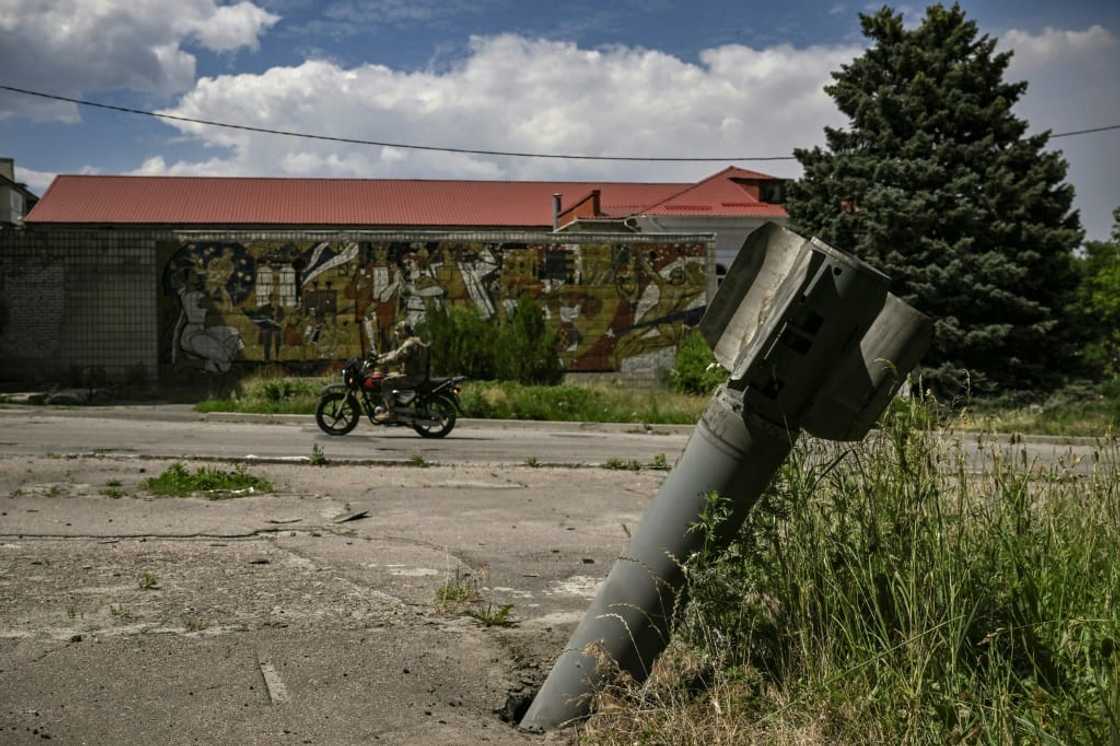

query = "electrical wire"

[
  {"left": 2, "top": 83, "right": 1117, "bottom": 161},
  {"left": 0, "top": 84, "right": 794, "bottom": 162},
  {"left": 1048, "top": 123, "right": 1120, "bottom": 139}
]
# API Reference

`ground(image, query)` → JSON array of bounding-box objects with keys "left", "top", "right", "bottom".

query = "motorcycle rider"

[{"left": 373, "top": 320, "right": 429, "bottom": 423}]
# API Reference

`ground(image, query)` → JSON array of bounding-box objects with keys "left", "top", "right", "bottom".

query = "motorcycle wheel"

[
  {"left": 412, "top": 395, "right": 457, "bottom": 439},
  {"left": 315, "top": 392, "right": 360, "bottom": 436}
]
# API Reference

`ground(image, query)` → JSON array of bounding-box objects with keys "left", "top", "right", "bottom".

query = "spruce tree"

[{"left": 787, "top": 4, "right": 1083, "bottom": 394}]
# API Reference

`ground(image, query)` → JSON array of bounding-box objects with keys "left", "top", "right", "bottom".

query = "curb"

[
  {"left": 204, "top": 411, "right": 695, "bottom": 436},
  {"left": 41, "top": 450, "right": 652, "bottom": 470},
  {"left": 1, "top": 403, "right": 1112, "bottom": 447}
]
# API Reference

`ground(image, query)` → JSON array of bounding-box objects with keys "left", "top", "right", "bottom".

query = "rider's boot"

[{"left": 374, "top": 393, "right": 396, "bottom": 423}]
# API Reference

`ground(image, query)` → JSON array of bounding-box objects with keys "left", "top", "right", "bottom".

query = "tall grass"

[
  {"left": 951, "top": 378, "right": 1120, "bottom": 438},
  {"left": 458, "top": 381, "right": 706, "bottom": 425},
  {"left": 195, "top": 373, "right": 326, "bottom": 415},
  {"left": 581, "top": 398, "right": 1120, "bottom": 744},
  {"left": 195, "top": 375, "right": 710, "bottom": 424}
]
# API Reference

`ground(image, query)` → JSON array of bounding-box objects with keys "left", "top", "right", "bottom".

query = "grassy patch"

[
  {"left": 195, "top": 375, "right": 707, "bottom": 425},
  {"left": 194, "top": 373, "right": 324, "bottom": 415},
  {"left": 934, "top": 378, "right": 1120, "bottom": 438},
  {"left": 459, "top": 380, "right": 705, "bottom": 425},
  {"left": 580, "top": 398, "right": 1120, "bottom": 744},
  {"left": 144, "top": 462, "right": 273, "bottom": 498},
  {"left": 192, "top": 373, "right": 1120, "bottom": 437}
]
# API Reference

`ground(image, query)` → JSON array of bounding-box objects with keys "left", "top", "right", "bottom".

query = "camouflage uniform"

[{"left": 375, "top": 324, "right": 428, "bottom": 419}]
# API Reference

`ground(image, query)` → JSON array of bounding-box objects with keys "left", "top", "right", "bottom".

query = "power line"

[
  {"left": 0, "top": 84, "right": 795, "bottom": 162},
  {"left": 2, "top": 83, "right": 1117, "bottom": 161},
  {"left": 1049, "top": 123, "right": 1120, "bottom": 139}
]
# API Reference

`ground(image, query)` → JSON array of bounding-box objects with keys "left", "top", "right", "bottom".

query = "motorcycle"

[{"left": 315, "top": 358, "right": 465, "bottom": 439}]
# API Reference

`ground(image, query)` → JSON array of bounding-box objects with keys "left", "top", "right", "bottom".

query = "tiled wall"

[{"left": 0, "top": 230, "right": 158, "bottom": 384}]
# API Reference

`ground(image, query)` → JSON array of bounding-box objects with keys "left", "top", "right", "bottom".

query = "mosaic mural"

[{"left": 158, "top": 237, "right": 709, "bottom": 373}]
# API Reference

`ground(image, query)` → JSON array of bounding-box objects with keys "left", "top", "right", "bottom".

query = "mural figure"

[
  {"left": 172, "top": 269, "right": 244, "bottom": 373},
  {"left": 249, "top": 285, "right": 284, "bottom": 362}
]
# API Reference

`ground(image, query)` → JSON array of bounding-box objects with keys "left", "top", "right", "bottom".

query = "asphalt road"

[
  {"left": 0, "top": 406, "right": 1109, "bottom": 472},
  {"left": 0, "top": 407, "right": 682, "bottom": 465},
  {"left": 0, "top": 456, "right": 658, "bottom": 745},
  {"left": 0, "top": 408, "right": 1113, "bottom": 744}
]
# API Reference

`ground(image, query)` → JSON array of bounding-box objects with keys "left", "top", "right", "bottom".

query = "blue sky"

[{"left": 2, "top": 0, "right": 1118, "bottom": 238}]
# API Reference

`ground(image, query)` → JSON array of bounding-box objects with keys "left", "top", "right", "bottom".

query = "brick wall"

[{"left": 0, "top": 229, "right": 158, "bottom": 384}]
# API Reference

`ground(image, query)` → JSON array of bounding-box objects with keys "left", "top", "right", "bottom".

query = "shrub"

[
  {"left": 420, "top": 297, "right": 562, "bottom": 385},
  {"left": 669, "top": 330, "right": 728, "bottom": 395},
  {"left": 493, "top": 297, "right": 564, "bottom": 385},
  {"left": 422, "top": 303, "right": 498, "bottom": 380}
]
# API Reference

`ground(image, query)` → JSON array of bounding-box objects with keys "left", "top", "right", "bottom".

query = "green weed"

[
  {"left": 138, "top": 571, "right": 160, "bottom": 591},
  {"left": 603, "top": 457, "right": 642, "bottom": 471},
  {"left": 143, "top": 462, "right": 272, "bottom": 498},
  {"left": 309, "top": 444, "right": 327, "bottom": 466},
  {"left": 435, "top": 567, "right": 480, "bottom": 608},
  {"left": 465, "top": 603, "right": 516, "bottom": 628},
  {"left": 109, "top": 604, "right": 134, "bottom": 620},
  {"left": 102, "top": 480, "right": 125, "bottom": 498}
]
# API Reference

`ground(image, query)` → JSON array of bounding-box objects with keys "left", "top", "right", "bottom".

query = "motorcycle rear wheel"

[
  {"left": 412, "top": 395, "right": 456, "bottom": 439},
  {"left": 316, "top": 392, "right": 360, "bottom": 436}
]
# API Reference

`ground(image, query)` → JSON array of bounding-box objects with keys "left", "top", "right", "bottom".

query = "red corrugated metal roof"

[
  {"left": 642, "top": 166, "right": 788, "bottom": 218},
  {"left": 26, "top": 167, "right": 786, "bottom": 225}
]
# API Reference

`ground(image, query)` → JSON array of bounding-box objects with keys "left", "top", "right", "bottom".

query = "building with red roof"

[
  {"left": 26, "top": 166, "right": 785, "bottom": 230},
  {"left": 3, "top": 166, "right": 788, "bottom": 383}
]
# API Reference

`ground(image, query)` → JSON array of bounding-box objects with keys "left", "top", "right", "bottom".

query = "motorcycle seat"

[{"left": 417, "top": 377, "right": 452, "bottom": 392}]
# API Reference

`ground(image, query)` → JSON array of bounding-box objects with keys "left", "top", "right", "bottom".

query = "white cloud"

[
  {"left": 13, "top": 165, "right": 57, "bottom": 195},
  {"left": 1003, "top": 25, "right": 1120, "bottom": 241},
  {"left": 185, "top": 1, "right": 280, "bottom": 52},
  {"left": 1003, "top": 25, "right": 1115, "bottom": 69},
  {"left": 137, "top": 35, "right": 861, "bottom": 187},
  {"left": 23, "top": 18, "right": 1109, "bottom": 241},
  {"left": 0, "top": 0, "right": 279, "bottom": 119}
]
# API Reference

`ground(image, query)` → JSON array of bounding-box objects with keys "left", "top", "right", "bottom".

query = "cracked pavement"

[
  {"left": 0, "top": 409, "right": 1107, "bottom": 743},
  {"left": 0, "top": 455, "right": 666, "bottom": 744}
]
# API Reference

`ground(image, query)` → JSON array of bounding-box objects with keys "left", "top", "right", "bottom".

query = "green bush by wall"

[
  {"left": 420, "top": 297, "right": 563, "bottom": 385},
  {"left": 669, "top": 330, "right": 728, "bottom": 395}
]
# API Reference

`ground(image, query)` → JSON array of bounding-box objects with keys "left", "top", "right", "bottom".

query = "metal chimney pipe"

[{"left": 552, "top": 193, "right": 562, "bottom": 231}]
